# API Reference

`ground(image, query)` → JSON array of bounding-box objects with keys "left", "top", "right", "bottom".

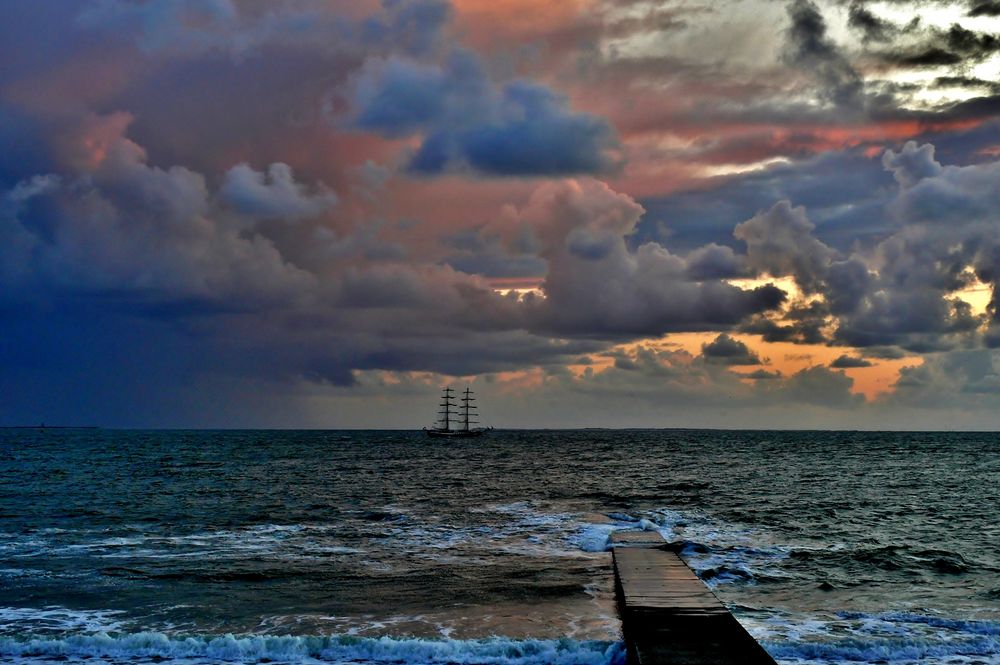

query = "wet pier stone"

[{"left": 610, "top": 531, "right": 777, "bottom": 665}]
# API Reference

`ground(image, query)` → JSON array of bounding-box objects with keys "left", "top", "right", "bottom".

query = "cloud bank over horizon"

[{"left": 2, "top": 0, "right": 1000, "bottom": 428}]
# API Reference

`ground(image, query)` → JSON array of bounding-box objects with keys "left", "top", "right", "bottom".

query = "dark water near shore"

[{"left": 1, "top": 429, "right": 999, "bottom": 664}]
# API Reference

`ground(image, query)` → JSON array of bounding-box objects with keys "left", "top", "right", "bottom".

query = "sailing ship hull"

[{"left": 423, "top": 427, "right": 492, "bottom": 438}]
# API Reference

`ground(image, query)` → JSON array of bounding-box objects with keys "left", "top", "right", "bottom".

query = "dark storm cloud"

[
  {"left": 513, "top": 180, "right": 787, "bottom": 338},
  {"left": 701, "top": 334, "right": 763, "bottom": 365},
  {"left": 879, "top": 24, "right": 1000, "bottom": 68},
  {"left": 0, "top": 1, "right": 435, "bottom": 187},
  {"left": 0, "top": 131, "right": 317, "bottom": 313},
  {"left": 601, "top": 0, "right": 1000, "bottom": 145},
  {"left": 735, "top": 141, "right": 1000, "bottom": 355},
  {"left": 0, "top": 118, "right": 617, "bottom": 399},
  {"left": 351, "top": 50, "right": 623, "bottom": 176},
  {"left": 0, "top": 1, "right": 819, "bottom": 426},
  {"left": 638, "top": 120, "right": 1000, "bottom": 258},
  {"left": 830, "top": 354, "right": 874, "bottom": 368},
  {"left": 443, "top": 228, "right": 546, "bottom": 279},
  {"left": 969, "top": 0, "right": 1000, "bottom": 16},
  {"left": 739, "top": 316, "right": 800, "bottom": 343},
  {"left": 637, "top": 149, "right": 897, "bottom": 254},
  {"left": 734, "top": 200, "right": 837, "bottom": 294},
  {"left": 933, "top": 76, "right": 1000, "bottom": 93},
  {"left": 0, "top": 113, "right": 793, "bottom": 425},
  {"left": 4, "top": 0, "right": 1000, "bottom": 426},
  {"left": 892, "top": 47, "right": 965, "bottom": 67},
  {"left": 784, "top": 0, "right": 864, "bottom": 108},
  {"left": 847, "top": 1, "right": 910, "bottom": 43},
  {"left": 684, "top": 244, "right": 750, "bottom": 280},
  {"left": 745, "top": 369, "right": 783, "bottom": 380},
  {"left": 642, "top": 135, "right": 1000, "bottom": 361}
]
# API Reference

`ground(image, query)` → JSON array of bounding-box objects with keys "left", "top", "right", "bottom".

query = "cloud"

[
  {"left": 880, "top": 23, "right": 1000, "bottom": 69},
  {"left": 701, "top": 334, "right": 763, "bottom": 365},
  {"left": 875, "top": 142, "right": 1000, "bottom": 343},
  {"left": 0, "top": 102, "right": 814, "bottom": 425},
  {"left": 0, "top": 120, "right": 315, "bottom": 312},
  {"left": 697, "top": 140, "right": 1000, "bottom": 356},
  {"left": 79, "top": 0, "right": 453, "bottom": 58},
  {"left": 888, "top": 350, "right": 1000, "bottom": 418},
  {"left": 830, "top": 354, "right": 874, "bottom": 368},
  {"left": 638, "top": 149, "right": 896, "bottom": 257},
  {"left": 219, "top": 163, "right": 338, "bottom": 221},
  {"left": 684, "top": 243, "right": 750, "bottom": 280},
  {"left": 510, "top": 344, "right": 867, "bottom": 426},
  {"left": 882, "top": 141, "right": 944, "bottom": 187},
  {"left": 443, "top": 227, "right": 546, "bottom": 279},
  {"left": 847, "top": 2, "right": 908, "bottom": 43},
  {"left": 781, "top": 366, "right": 863, "bottom": 407},
  {"left": 734, "top": 200, "right": 837, "bottom": 294},
  {"left": 6, "top": 1, "right": 1000, "bottom": 427},
  {"left": 969, "top": 1, "right": 1000, "bottom": 17},
  {"left": 784, "top": 0, "right": 864, "bottom": 109},
  {"left": 516, "top": 179, "right": 787, "bottom": 337},
  {"left": 80, "top": 0, "right": 244, "bottom": 56},
  {"left": 0, "top": 119, "right": 615, "bottom": 392},
  {"left": 350, "top": 50, "right": 623, "bottom": 176},
  {"left": 745, "top": 368, "right": 783, "bottom": 380}
]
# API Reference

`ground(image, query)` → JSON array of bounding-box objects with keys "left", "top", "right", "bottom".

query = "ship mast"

[
  {"left": 461, "top": 387, "right": 479, "bottom": 431},
  {"left": 438, "top": 387, "right": 457, "bottom": 431}
]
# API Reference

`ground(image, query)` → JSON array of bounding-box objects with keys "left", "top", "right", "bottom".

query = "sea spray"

[{"left": 0, "top": 633, "right": 627, "bottom": 665}]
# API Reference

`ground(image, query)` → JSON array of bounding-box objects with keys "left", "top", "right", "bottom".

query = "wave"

[
  {"left": 0, "top": 632, "right": 626, "bottom": 665},
  {"left": 788, "top": 545, "right": 973, "bottom": 575},
  {"left": 594, "top": 507, "right": 984, "bottom": 589},
  {"left": 766, "top": 636, "right": 1000, "bottom": 662},
  {"left": 740, "top": 609, "right": 1000, "bottom": 663},
  {"left": 834, "top": 612, "right": 1000, "bottom": 637},
  {"left": 0, "top": 607, "right": 127, "bottom": 634}
]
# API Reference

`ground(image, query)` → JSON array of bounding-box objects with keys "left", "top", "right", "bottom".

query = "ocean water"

[{"left": 1, "top": 429, "right": 999, "bottom": 665}]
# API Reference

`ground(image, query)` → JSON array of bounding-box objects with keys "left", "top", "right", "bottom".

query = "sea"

[{"left": 1, "top": 429, "right": 999, "bottom": 665}]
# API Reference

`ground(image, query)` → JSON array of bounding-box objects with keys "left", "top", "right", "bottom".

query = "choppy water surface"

[{"left": 1, "top": 429, "right": 998, "bottom": 664}]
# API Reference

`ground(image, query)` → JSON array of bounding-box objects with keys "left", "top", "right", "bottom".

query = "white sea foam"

[
  {"left": 642, "top": 508, "right": 792, "bottom": 587},
  {"left": 739, "top": 608, "right": 1000, "bottom": 664},
  {"left": 0, "top": 632, "right": 626, "bottom": 665},
  {"left": 384, "top": 502, "right": 619, "bottom": 560},
  {"left": 766, "top": 636, "right": 1000, "bottom": 664},
  {"left": 552, "top": 505, "right": 792, "bottom": 588},
  {"left": 2, "top": 524, "right": 364, "bottom": 563},
  {"left": 0, "top": 607, "right": 128, "bottom": 635},
  {"left": 572, "top": 524, "right": 619, "bottom": 553}
]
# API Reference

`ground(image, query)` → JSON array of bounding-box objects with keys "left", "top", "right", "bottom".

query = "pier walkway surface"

[{"left": 609, "top": 531, "right": 777, "bottom": 665}]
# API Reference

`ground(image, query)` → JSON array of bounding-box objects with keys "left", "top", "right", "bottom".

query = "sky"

[{"left": 2, "top": 0, "right": 1000, "bottom": 429}]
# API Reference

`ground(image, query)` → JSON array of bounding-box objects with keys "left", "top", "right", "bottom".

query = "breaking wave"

[
  {"left": 0, "top": 632, "right": 626, "bottom": 665},
  {"left": 743, "top": 610, "right": 1000, "bottom": 664},
  {"left": 766, "top": 636, "right": 1000, "bottom": 663}
]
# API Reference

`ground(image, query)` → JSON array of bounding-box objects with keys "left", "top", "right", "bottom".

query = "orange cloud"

[
  {"left": 451, "top": 0, "right": 595, "bottom": 49},
  {"left": 607, "top": 332, "right": 922, "bottom": 401}
]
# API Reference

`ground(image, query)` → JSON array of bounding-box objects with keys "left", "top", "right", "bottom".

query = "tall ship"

[{"left": 424, "top": 387, "right": 493, "bottom": 438}]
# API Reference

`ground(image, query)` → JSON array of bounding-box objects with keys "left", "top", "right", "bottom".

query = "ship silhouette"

[{"left": 423, "top": 387, "right": 493, "bottom": 438}]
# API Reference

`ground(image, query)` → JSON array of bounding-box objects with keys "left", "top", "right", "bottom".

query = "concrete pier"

[{"left": 610, "top": 531, "right": 777, "bottom": 665}]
